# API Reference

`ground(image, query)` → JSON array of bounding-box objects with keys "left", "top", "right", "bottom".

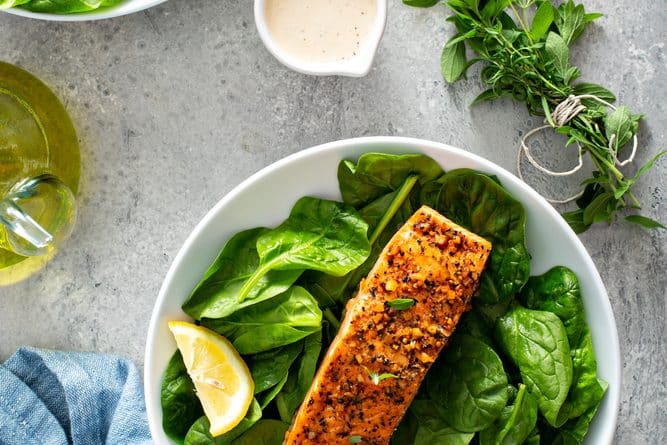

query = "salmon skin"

[{"left": 283, "top": 205, "right": 492, "bottom": 445}]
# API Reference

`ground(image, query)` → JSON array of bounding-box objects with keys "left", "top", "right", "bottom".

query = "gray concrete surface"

[{"left": 0, "top": 0, "right": 664, "bottom": 443}]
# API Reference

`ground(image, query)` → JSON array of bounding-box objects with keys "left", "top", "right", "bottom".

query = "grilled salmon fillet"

[{"left": 283, "top": 205, "right": 492, "bottom": 445}]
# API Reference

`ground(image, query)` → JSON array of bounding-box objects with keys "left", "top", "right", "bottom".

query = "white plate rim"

[{"left": 144, "top": 136, "right": 621, "bottom": 444}]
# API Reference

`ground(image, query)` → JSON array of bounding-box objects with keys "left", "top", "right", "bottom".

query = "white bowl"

[
  {"left": 144, "top": 136, "right": 621, "bottom": 444},
  {"left": 254, "top": 0, "right": 387, "bottom": 77},
  {"left": 3, "top": 0, "right": 167, "bottom": 21}
]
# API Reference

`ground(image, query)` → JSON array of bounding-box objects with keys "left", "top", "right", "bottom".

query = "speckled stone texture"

[{"left": 0, "top": 0, "right": 664, "bottom": 443}]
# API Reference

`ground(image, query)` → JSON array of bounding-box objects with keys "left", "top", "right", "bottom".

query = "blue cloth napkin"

[{"left": 0, "top": 347, "right": 152, "bottom": 445}]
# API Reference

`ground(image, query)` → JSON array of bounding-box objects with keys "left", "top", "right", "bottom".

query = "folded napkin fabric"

[{"left": 0, "top": 347, "right": 152, "bottom": 445}]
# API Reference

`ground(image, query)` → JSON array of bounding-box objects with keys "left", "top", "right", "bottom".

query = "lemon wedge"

[{"left": 168, "top": 321, "right": 254, "bottom": 437}]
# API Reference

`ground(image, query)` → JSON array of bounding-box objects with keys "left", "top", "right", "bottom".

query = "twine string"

[{"left": 517, "top": 94, "right": 639, "bottom": 204}]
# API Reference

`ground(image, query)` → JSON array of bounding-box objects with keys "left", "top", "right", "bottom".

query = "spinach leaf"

[
  {"left": 184, "top": 399, "right": 261, "bottom": 445},
  {"left": 16, "top": 0, "right": 123, "bottom": 14},
  {"left": 524, "top": 434, "right": 540, "bottom": 445},
  {"left": 412, "top": 399, "right": 475, "bottom": 444},
  {"left": 426, "top": 334, "right": 509, "bottom": 432},
  {"left": 302, "top": 175, "right": 419, "bottom": 305},
  {"left": 456, "top": 310, "right": 494, "bottom": 344},
  {"left": 237, "top": 197, "right": 370, "bottom": 301},
  {"left": 258, "top": 373, "right": 289, "bottom": 410},
  {"left": 519, "top": 267, "right": 607, "bottom": 422},
  {"left": 427, "top": 169, "right": 530, "bottom": 303},
  {"left": 557, "top": 332, "right": 606, "bottom": 422},
  {"left": 161, "top": 350, "right": 203, "bottom": 443},
  {"left": 338, "top": 152, "right": 444, "bottom": 208},
  {"left": 479, "top": 384, "right": 539, "bottom": 445},
  {"left": 182, "top": 228, "right": 302, "bottom": 319},
  {"left": 397, "top": 399, "right": 475, "bottom": 444},
  {"left": 276, "top": 331, "right": 322, "bottom": 422},
  {"left": 231, "top": 419, "right": 290, "bottom": 444},
  {"left": 311, "top": 154, "right": 442, "bottom": 309},
  {"left": 549, "top": 390, "right": 607, "bottom": 445},
  {"left": 202, "top": 286, "right": 322, "bottom": 355},
  {"left": 519, "top": 267, "right": 586, "bottom": 346},
  {"left": 496, "top": 307, "right": 573, "bottom": 427},
  {"left": 391, "top": 408, "right": 419, "bottom": 444},
  {"left": 246, "top": 342, "right": 303, "bottom": 394}
]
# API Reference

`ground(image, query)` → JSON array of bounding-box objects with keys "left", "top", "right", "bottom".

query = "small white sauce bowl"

[{"left": 254, "top": 0, "right": 388, "bottom": 77}]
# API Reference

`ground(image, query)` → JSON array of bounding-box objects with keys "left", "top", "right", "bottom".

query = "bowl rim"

[
  {"left": 2, "top": 0, "right": 167, "bottom": 21},
  {"left": 253, "top": 0, "right": 388, "bottom": 77},
  {"left": 144, "top": 136, "right": 621, "bottom": 444}
]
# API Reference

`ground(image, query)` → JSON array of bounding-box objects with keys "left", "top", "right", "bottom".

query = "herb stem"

[
  {"left": 627, "top": 192, "right": 641, "bottom": 208},
  {"left": 509, "top": 3, "right": 529, "bottom": 34}
]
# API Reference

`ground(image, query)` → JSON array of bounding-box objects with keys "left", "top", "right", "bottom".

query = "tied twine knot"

[{"left": 517, "top": 94, "right": 638, "bottom": 204}]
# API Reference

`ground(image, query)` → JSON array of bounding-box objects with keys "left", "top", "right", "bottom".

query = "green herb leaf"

[
  {"left": 349, "top": 435, "right": 363, "bottom": 443},
  {"left": 625, "top": 215, "right": 666, "bottom": 229},
  {"left": 531, "top": 1, "right": 555, "bottom": 41},
  {"left": 364, "top": 366, "right": 399, "bottom": 385},
  {"left": 481, "top": 0, "right": 512, "bottom": 20},
  {"left": 445, "top": 29, "right": 478, "bottom": 47},
  {"left": 629, "top": 150, "right": 666, "bottom": 183},
  {"left": 562, "top": 209, "right": 590, "bottom": 234},
  {"left": 582, "top": 192, "right": 612, "bottom": 226},
  {"left": 604, "top": 105, "right": 635, "bottom": 152},
  {"left": 441, "top": 40, "right": 467, "bottom": 83},
  {"left": 430, "top": 0, "right": 658, "bottom": 231},
  {"left": 572, "top": 83, "right": 616, "bottom": 103},
  {"left": 387, "top": 298, "right": 415, "bottom": 310},
  {"left": 555, "top": 0, "right": 600, "bottom": 44},
  {"left": 471, "top": 88, "right": 501, "bottom": 106},
  {"left": 544, "top": 32, "right": 570, "bottom": 77}
]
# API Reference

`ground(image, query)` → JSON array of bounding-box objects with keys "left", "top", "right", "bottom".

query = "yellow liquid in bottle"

[{"left": 0, "top": 62, "right": 80, "bottom": 285}]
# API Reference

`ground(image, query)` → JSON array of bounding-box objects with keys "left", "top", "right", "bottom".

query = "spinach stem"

[
  {"left": 324, "top": 175, "right": 420, "bottom": 302},
  {"left": 503, "top": 384, "right": 528, "bottom": 438},
  {"left": 237, "top": 259, "right": 277, "bottom": 302},
  {"left": 369, "top": 175, "right": 419, "bottom": 245},
  {"left": 323, "top": 308, "right": 341, "bottom": 330}
]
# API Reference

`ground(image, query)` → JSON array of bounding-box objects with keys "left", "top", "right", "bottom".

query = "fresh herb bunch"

[{"left": 406, "top": 0, "right": 665, "bottom": 233}]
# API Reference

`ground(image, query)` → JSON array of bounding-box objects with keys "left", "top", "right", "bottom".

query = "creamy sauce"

[{"left": 264, "top": 0, "right": 378, "bottom": 64}]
